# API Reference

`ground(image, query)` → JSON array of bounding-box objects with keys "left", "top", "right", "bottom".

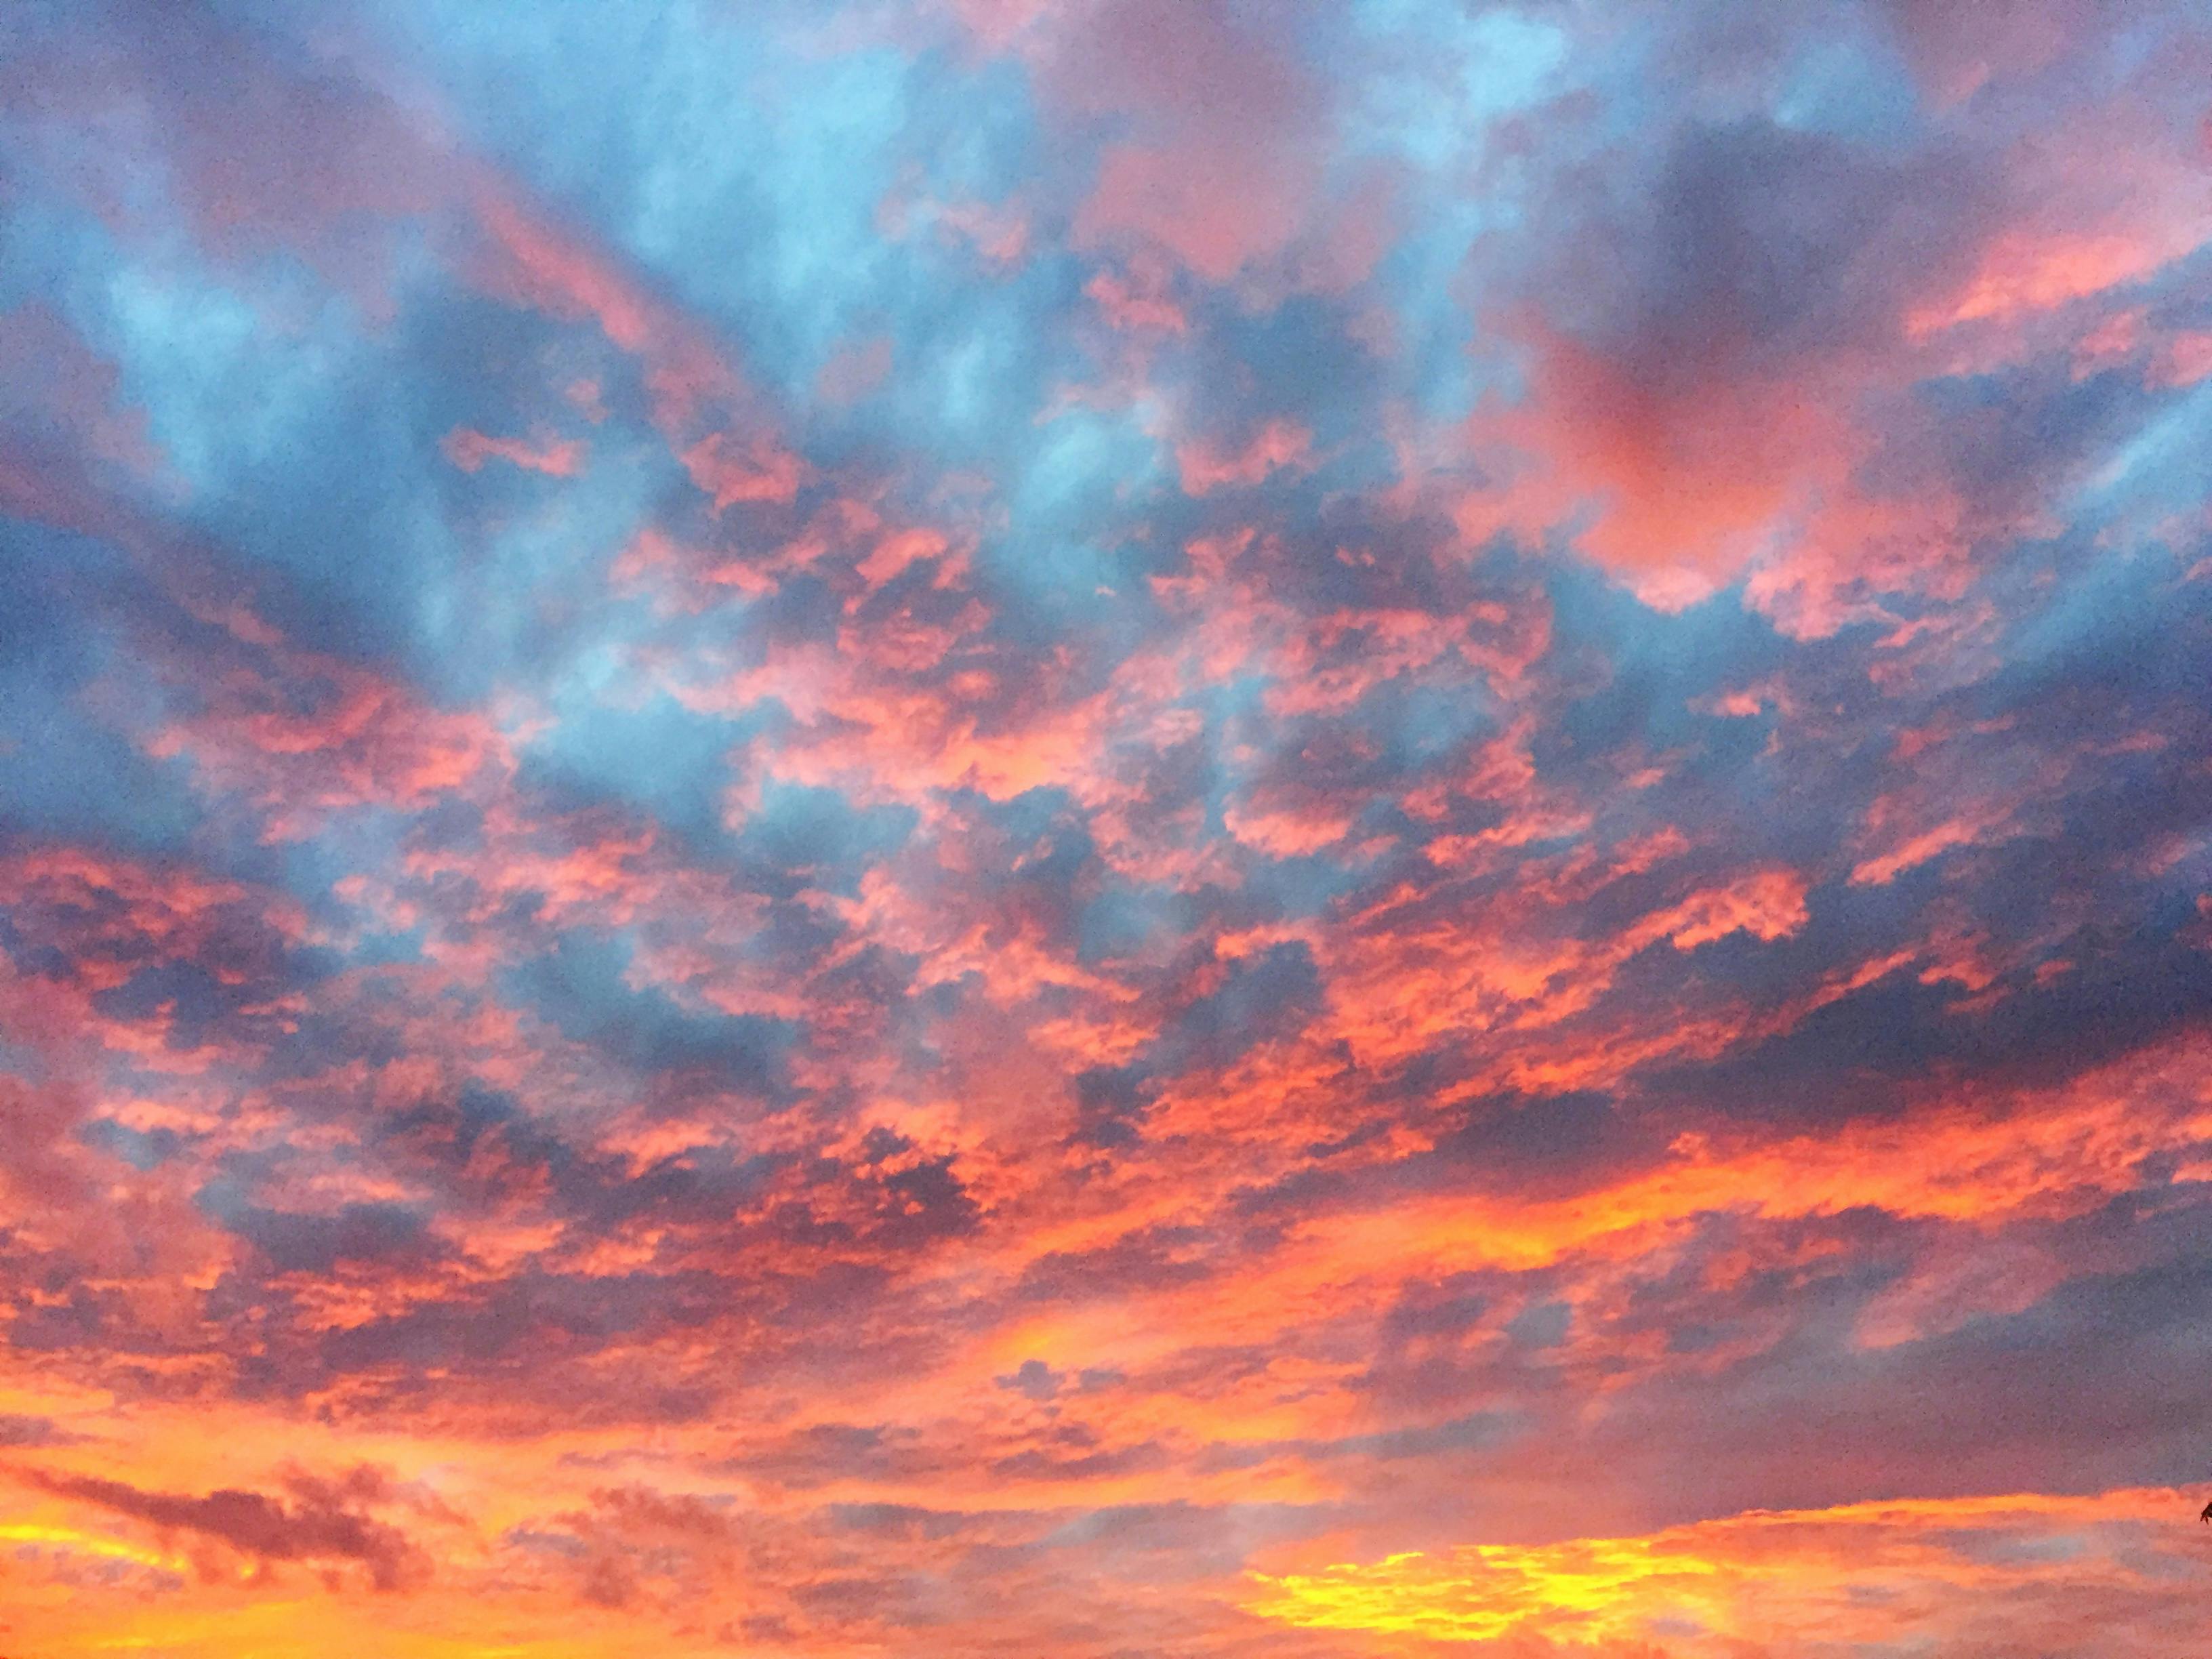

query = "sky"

[{"left": 1, "top": 0, "right": 2211, "bottom": 1654}]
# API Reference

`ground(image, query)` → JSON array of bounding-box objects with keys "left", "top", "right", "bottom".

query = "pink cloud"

[
  {"left": 1085, "top": 264, "right": 1188, "bottom": 335},
  {"left": 440, "top": 427, "right": 586, "bottom": 477},
  {"left": 1012, "top": 0, "right": 1334, "bottom": 281},
  {"left": 1175, "top": 419, "right": 1312, "bottom": 495},
  {"left": 145, "top": 648, "right": 511, "bottom": 840}
]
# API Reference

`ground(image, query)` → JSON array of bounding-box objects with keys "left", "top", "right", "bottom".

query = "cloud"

[
  {"left": 24, "top": 1467, "right": 430, "bottom": 1591},
  {"left": 1244, "top": 1488, "right": 2206, "bottom": 1650},
  {"left": 1, "top": 0, "right": 2209, "bottom": 1653}
]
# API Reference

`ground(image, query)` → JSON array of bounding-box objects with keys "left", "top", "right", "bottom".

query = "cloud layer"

[{"left": 1, "top": 1, "right": 2210, "bottom": 1653}]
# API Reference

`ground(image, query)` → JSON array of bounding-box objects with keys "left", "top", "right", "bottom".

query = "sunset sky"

[{"left": 3, "top": 1, "right": 2212, "bottom": 1654}]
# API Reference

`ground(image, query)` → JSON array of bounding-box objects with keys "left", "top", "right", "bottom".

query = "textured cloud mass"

[{"left": 2, "top": 1, "right": 2211, "bottom": 1654}]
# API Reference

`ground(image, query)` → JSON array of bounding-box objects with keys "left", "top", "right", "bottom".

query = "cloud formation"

[{"left": 1, "top": 0, "right": 2209, "bottom": 1654}]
